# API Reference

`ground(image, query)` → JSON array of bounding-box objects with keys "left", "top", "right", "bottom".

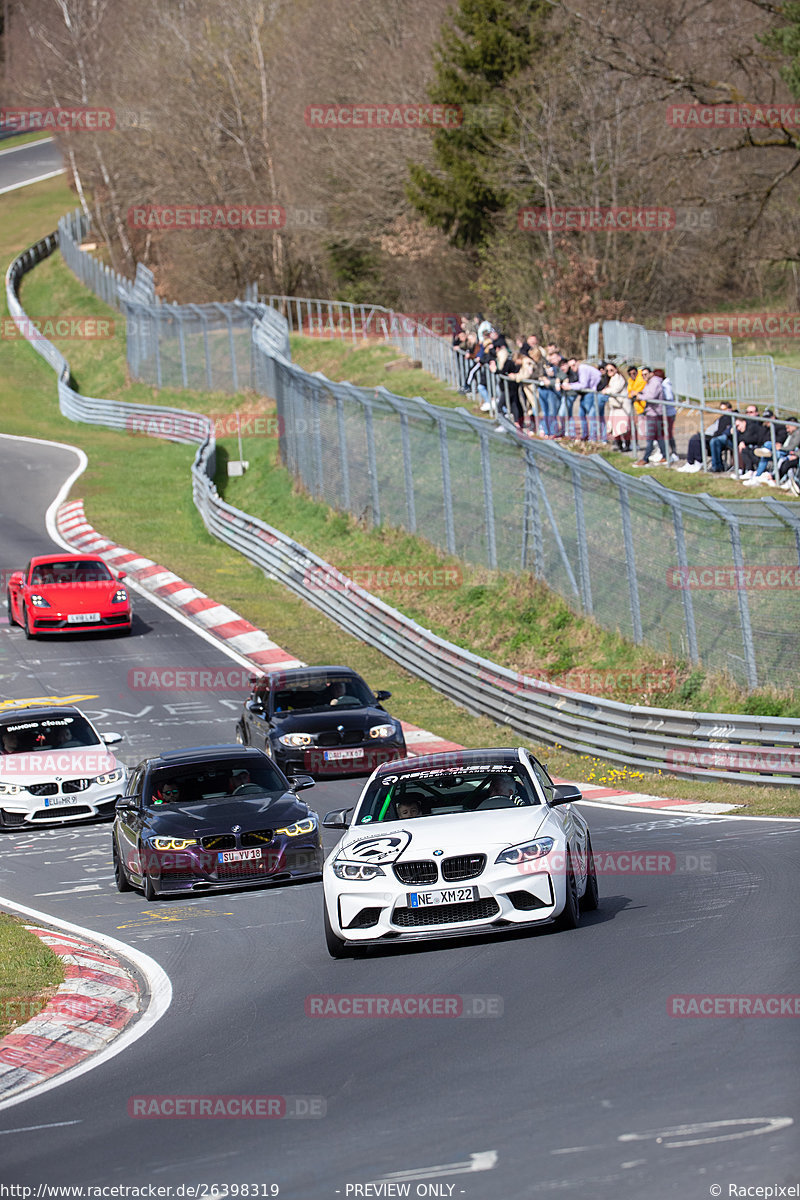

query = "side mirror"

[
  {"left": 115, "top": 795, "right": 135, "bottom": 811},
  {"left": 289, "top": 774, "right": 315, "bottom": 792},
  {"left": 323, "top": 807, "right": 353, "bottom": 830},
  {"left": 550, "top": 783, "right": 582, "bottom": 806},
  {"left": 117, "top": 571, "right": 127, "bottom": 581},
  {"left": 374, "top": 690, "right": 391, "bottom": 702},
  {"left": 101, "top": 732, "right": 123, "bottom": 745}
]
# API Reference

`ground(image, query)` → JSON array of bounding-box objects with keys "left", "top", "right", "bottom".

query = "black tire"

[
  {"left": 556, "top": 849, "right": 580, "bottom": 930},
  {"left": 142, "top": 866, "right": 159, "bottom": 902},
  {"left": 6, "top": 592, "right": 16, "bottom": 627},
  {"left": 581, "top": 834, "right": 599, "bottom": 911},
  {"left": 235, "top": 722, "right": 247, "bottom": 746},
  {"left": 112, "top": 839, "right": 132, "bottom": 892},
  {"left": 323, "top": 901, "right": 349, "bottom": 958},
  {"left": 22, "top": 607, "right": 33, "bottom": 639}
]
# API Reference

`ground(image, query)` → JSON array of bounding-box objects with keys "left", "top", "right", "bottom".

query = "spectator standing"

[
  {"left": 603, "top": 363, "right": 631, "bottom": 451},
  {"left": 562, "top": 357, "right": 603, "bottom": 440},
  {"left": 633, "top": 367, "right": 666, "bottom": 466}
]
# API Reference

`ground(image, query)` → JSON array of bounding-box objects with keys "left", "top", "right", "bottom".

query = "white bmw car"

[
  {"left": 321, "top": 746, "right": 598, "bottom": 957},
  {"left": 0, "top": 706, "right": 126, "bottom": 829}
]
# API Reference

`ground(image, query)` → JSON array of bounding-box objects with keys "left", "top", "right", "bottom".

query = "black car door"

[
  {"left": 116, "top": 763, "right": 145, "bottom": 877},
  {"left": 244, "top": 685, "right": 271, "bottom": 750}
]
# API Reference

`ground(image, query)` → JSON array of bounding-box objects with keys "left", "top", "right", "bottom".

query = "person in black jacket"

[
  {"left": 678, "top": 402, "right": 732, "bottom": 472},
  {"left": 734, "top": 414, "right": 769, "bottom": 477}
]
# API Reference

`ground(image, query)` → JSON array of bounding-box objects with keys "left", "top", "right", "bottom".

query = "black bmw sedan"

[
  {"left": 112, "top": 744, "right": 321, "bottom": 900},
  {"left": 235, "top": 666, "right": 407, "bottom": 778}
]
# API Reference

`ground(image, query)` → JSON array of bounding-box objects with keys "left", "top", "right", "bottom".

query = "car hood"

[
  {"left": 26, "top": 582, "right": 125, "bottom": 612},
  {"left": 142, "top": 793, "right": 309, "bottom": 835},
  {"left": 0, "top": 747, "right": 121, "bottom": 784},
  {"left": 336, "top": 806, "right": 552, "bottom": 861},
  {"left": 270, "top": 708, "right": 393, "bottom": 733}
]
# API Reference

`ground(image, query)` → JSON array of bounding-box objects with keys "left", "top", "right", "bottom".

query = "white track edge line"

[{"left": 0, "top": 897, "right": 172, "bottom": 1114}]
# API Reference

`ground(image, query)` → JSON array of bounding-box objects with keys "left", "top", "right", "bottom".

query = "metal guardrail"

[{"left": 6, "top": 229, "right": 800, "bottom": 787}]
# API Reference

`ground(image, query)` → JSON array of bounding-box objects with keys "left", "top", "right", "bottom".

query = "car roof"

[
  {"left": 375, "top": 747, "right": 523, "bottom": 775},
  {"left": 266, "top": 666, "right": 362, "bottom": 685},
  {"left": 146, "top": 744, "right": 271, "bottom": 767},
  {"left": 0, "top": 706, "right": 89, "bottom": 726}
]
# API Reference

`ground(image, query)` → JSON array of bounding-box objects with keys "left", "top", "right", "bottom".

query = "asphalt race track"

[
  {"left": 0, "top": 139, "right": 64, "bottom": 193},
  {"left": 0, "top": 435, "right": 798, "bottom": 1198}
]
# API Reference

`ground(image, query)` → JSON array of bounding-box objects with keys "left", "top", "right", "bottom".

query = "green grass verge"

[
  {"left": 0, "top": 131, "right": 55, "bottom": 153},
  {"left": 0, "top": 914, "right": 64, "bottom": 1037},
  {"left": 2, "top": 178, "right": 798, "bottom": 817}
]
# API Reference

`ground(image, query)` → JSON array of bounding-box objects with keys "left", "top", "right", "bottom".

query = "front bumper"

[
  {"left": 28, "top": 611, "right": 132, "bottom": 634},
  {"left": 276, "top": 743, "right": 406, "bottom": 778},
  {"left": 324, "top": 865, "right": 566, "bottom": 943},
  {"left": 140, "top": 839, "right": 324, "bottom": 894},
  {"left": 0, "top": 787, "right": 122, "bottom": 828}
]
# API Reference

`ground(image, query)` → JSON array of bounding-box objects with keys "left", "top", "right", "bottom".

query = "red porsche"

[{"left": 6, "top": 554, "right": 132, "bottom": 638}]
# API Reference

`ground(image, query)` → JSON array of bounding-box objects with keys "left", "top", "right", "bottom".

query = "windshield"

[
  {"left": 0, "top": 714, "right": 100, "bottom": 754},
  {"left": 30, "top": 560, "right": 113, "bottom": 585},
  {"left": 355, "top": 763, "right": 540, "bottom": 824},
  {"left": 270, "top": 673, "right": 374, "bottom": 714},
  {"left": 147, "top": 759, "right": 288, "bottom": 805}
]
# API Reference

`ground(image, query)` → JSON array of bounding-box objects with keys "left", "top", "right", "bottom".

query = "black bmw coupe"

[
  {"left": 112, "top": 744, "right": 321, "bottom": 900},
  {"left": 235, "top": 665, "right": 407, "bottom": 778}
]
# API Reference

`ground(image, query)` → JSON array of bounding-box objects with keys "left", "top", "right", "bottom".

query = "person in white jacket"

[{"left": 602, "top": 362, "right": 631, "bottom": 450}]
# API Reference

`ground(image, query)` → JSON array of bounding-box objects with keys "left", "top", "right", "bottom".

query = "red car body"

[{"left": 6, "top": 554, "right": 132, "bottom": 638}]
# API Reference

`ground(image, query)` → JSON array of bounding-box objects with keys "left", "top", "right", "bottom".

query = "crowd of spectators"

[{"left": 450, "top": 314, "right": 800, "bottom": 494}]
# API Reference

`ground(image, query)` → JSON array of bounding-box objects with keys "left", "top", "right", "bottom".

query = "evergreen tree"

[{"left": 407, "top": 0, "right": 551, "bottom": 249}]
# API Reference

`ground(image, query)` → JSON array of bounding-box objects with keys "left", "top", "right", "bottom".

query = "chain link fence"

[
  {"left": 54, "top": 215, "right": 800, "bottom": 692},
  {"left": 9, "top": 227, "right": 800, "bottom": 785}
]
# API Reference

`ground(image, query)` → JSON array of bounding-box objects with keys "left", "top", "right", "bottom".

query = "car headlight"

[
  {"left": 495, "top": 837, "right": 554, "bottom": 866},
  {"left": 149, "top": 837, "right": 198, "bottom": 851},
  {"left": 368, "top": 723, "right": 396, "bottom": 740},
  {"left": 332, "top": 861, "right": 386, "bottom": 881},
  {"left": 275, "top": 817, "right": 317, "bottom": 837},
  {"left": 29, "top": 594, "right": 50, "bottom": 608},
  {"left": 111, "top": 589, "right": 128, "bottom": 604},
  {"left": 0, "top": 783, "right": 25, "bottom": 795},
  {"left": 278, "top": 733, "right": 315, "bottom": 747},
  {"left": 94, "top": 768, "right": 125, "bottom": 785}
]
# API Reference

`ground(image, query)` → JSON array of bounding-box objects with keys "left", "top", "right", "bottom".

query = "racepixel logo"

[
  {"left": 305, "top": 994, "right": 503, "bottom": 1018},
  {"left": 518, "top": 207, "right": 676, "bottom": 232},
  {"left": 516, "top": 850, "right": 716, "bottom": 876},
  {"left": 128, "top": 668, "right": 264, "bottom": 692},
  {"left": 1, "top": 317, "right": 115, "bottom": 341},
  {"left": 1, "top": 106, "right": 115, "bottom": 131},
  {"left": 128, "top": 1095, "right": 326, "bottom": 1118},
  {"left": 304, "top": 104, "right": 462, "bottom": 130},
  {"left": 666, "top": 566, "right": 800, "bottom": 590},
  {"left": 668, "top": 995, "right": 800, "bottom": 1017},
  {"left": 303, "top": 565, "right": 463, "bottom": 592},
  {"left": 127, "top": 206, "right": 286, "bottom": 231},
  {"left": 666, "top": 313, "right": 800, "bottom": 337}
]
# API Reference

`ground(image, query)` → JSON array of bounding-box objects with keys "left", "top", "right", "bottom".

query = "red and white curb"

[
  {"left": 55, "top": 500, "right": 734, "bottom": 812},
  {"left": 0, "top": 926, "right": 140, "bottom": 1101}
]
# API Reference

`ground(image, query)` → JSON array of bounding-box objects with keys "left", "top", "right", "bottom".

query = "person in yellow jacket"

[{"left": 627, "top": 365, "right": 647, "bottom": 412}]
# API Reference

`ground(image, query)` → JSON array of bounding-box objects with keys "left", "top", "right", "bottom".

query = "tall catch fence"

[
  {"left": 52, "top": 214, "right": 800, "bottom": 695},
  {"left": 7, "top": 224, "right": 800, "bottom": 784}
]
